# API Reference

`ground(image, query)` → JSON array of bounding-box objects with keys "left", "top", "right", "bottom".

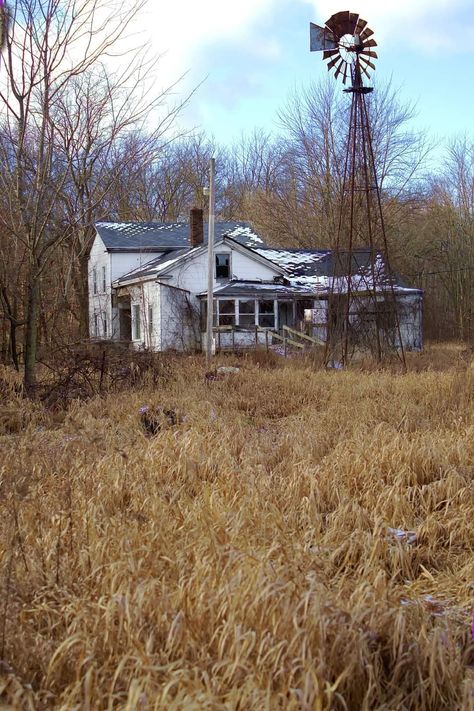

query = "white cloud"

[
  {"left": 143, "top": 0, "right": 277, "bottom": 92},
  {"left": 300, "top": 0, "right": 474, "bottom": 52},
  {"left": 125, "top": 0, "right": 473, "bottom": 139}
]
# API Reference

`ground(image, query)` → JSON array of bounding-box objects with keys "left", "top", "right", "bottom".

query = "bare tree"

[
  {"left": 0, "top": 0, "right": 186, "bottom": 389},
  {"left": 421, "top": 137, "right": 474, "bottom": 340},
  {"left": 54, "top": 59, "right": 187, "bottom": 338},
  {"left": 241, "top": 78, "right": 431, "bottom": 250}
]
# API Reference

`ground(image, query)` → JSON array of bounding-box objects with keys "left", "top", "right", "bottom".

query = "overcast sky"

[{"left": 142, "top": 0, "right": 474, "bottom": 152}]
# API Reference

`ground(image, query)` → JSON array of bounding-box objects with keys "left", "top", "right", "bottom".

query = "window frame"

[
  {"left": 132, "top": 304, "right": 141, "bottom": 340},
  {"left": 215, "top": 253, "right": 231, "bottom": 280},
  {"left": 237, "top": 299, "right": 256, "bottom": 328},
  {"left": 258, "top": 299, "right": 276, "bottom": 329},
  {"left": 217, "top": 299, "right": 235, "bottom": 327},
  {"left": 148, "top": 305, "right": 153, "bottom": 340}
]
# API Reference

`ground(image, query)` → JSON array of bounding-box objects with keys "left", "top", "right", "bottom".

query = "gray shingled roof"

[
  {"left": 95, "top": 221, "right": 266, "bottom": 250},
  {"left": 197, "top": 281, "right": 317, "bottom": 298}
]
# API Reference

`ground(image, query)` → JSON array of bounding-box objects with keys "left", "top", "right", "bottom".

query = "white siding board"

[
  {"left": 167, "top": 245, "right": 280, "bottom": 294},
  {"left": 110, "top": 251, "right": 163, "bottom": 282},
  {"left": 159, "top": 285, "right": 198, "bottom": 351},
  {"left": 88, "top": 234, "right": 112, "bottom": 339}
]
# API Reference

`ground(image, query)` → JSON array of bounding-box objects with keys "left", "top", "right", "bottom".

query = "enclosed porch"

[{"left": 198, "top": 285, "right": 327, "bottom": 352}]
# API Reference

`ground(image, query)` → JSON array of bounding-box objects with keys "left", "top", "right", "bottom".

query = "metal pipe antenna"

[{"left": 206, "top": 157, "right": 216, "bottom": 366}]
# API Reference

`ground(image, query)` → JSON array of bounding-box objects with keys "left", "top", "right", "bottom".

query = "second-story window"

[
  {"left": 92, "top": 268, "right": 97, "bottom": 295},
  {"left": 215, "top": 253, "right": 230, "bottom": 279},
  {"left": 102, "top": 266, "right": 107, "bottom": 292}
]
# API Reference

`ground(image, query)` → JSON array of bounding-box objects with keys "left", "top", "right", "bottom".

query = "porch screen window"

[
  {"left": 218, "top": 300, "right": 235, "bottom": 326},
  {"left": 201, "top": 300, "right": 218, "bottom": 329},
  {"left": 259, "top": 300, "right": 275, "bottom": 328},
  {"left": 132, "top": 304, "right": 141, "bottom": 340},
  {"left": 238, "top": 299, "right": 255, "bottom": 327},
  {"left": 216, "top": 254, "right": 230, "bottom": 279}
]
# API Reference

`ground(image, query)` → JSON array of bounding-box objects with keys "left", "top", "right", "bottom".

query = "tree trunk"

[
  {"left": 24, "top": 274, "right": 40, "bottom": 395},
  {"left": 1, "top": 288, "right": 22, "bottom": 370},
  {"left": 75, "top": 253, "right": 90, "bottom": 339},
  {"left": 9, "top": 319, "right": 19, "bottom": 371}
]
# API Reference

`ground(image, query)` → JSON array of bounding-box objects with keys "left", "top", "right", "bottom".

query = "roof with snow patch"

[{"left": 95, "top": 221, "right": 266, "bottom": 251}]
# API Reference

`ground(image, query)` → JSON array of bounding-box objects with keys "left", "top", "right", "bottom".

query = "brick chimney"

[{"left": 189, "top": 207, "right": 204, "bottom": 247}]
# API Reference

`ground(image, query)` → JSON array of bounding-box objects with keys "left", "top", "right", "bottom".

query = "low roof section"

[
  {"left": 197, "top": 280, "right": 322, "bottom": 299},
  {"left": 255, "top": 247, "right": 421, "bottom": 294}
]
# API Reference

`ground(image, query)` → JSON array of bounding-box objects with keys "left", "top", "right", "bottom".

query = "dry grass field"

[{"left": 0, "top": 344, "right": 473, "bottom": 710}]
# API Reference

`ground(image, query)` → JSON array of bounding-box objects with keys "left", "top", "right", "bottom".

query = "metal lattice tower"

[{"left": 310, "top": 11, "right": 406, "bottom": 368}]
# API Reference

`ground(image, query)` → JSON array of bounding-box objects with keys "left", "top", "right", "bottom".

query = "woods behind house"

[{"left": 0, "top": 0, "right": 473, "bottom": 389}]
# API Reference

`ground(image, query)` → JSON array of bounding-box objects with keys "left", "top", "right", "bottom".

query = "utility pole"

[{"left": 206, "top": 157, "right": 215, "bottom": 366}]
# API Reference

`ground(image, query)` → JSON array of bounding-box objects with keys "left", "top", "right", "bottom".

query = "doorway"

[{"left": 118, "top": 295, "right": 132, "bottom": 341}]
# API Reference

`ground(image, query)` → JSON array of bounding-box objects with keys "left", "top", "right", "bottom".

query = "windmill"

[{"left": 310, "top": 11, "right": 406, "bottom": 368}]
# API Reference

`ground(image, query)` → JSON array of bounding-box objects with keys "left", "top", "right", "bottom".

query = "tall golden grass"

[{"left": 0, "top": 345, "right": 473, "bottom": 710}]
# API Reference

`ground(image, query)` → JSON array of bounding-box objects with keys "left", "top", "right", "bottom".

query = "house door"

[
  {"left": 277, "top": 301, "right": 295, "bottom": 330},
  {"left": 118, "top": 296, "right": 132, "bottom": 341}
]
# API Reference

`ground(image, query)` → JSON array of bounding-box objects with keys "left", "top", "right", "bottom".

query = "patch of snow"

[
  {"left": 227, "top": 226, "right": 264, "bottom": 244},
  {"left": 256, "top": 248, "right": 328, "bottom": 271},
  {"left": 387, "top": 527, "right": 417, "bottom": 545}
]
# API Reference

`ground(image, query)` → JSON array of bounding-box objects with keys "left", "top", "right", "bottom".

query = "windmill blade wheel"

[{"left": 310, "top": 10, "right": 378, "bottom": 89}]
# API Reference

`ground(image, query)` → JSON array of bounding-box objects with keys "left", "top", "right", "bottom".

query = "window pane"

[
  {"left": 259, "top": 314, "right": 275, "bottom": 328},
  {"left": 148, "top": 306, "right": 153, "bottom": 336},
  {"left": 239, "top": 299, "right": 255, "bottom": 314},
  {"left": 220, "top": 314, "right": 235, "bottom": 326},
  {"left": 219, "top": 300, "right": 234, "bottom": 314},
  {"left": 201, "top": 301, "right": 218, "bottom": 328},
  {"left": 102, "top": 266, "right": 106, "bottom": 292},
  {"left": 133, "top": 305, "right": 141, "bottom": 340},
  {"left": 239, "top": 315, "right": 255, "bottom": 327},
  {"left": 260, "top": 300, "right": 274, "bottom": 314},
  {"left": 216, "top": 253, "right": 230, "bottom": 279}
]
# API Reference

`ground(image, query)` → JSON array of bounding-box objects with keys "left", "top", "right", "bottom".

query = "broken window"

[{"left": 216, "top": 253, "right": 230, "bottom": 279}]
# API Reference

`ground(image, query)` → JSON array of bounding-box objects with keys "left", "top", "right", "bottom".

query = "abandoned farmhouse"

[{"left": 88, "top": 210, "right": 423, "bottom": 353}]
